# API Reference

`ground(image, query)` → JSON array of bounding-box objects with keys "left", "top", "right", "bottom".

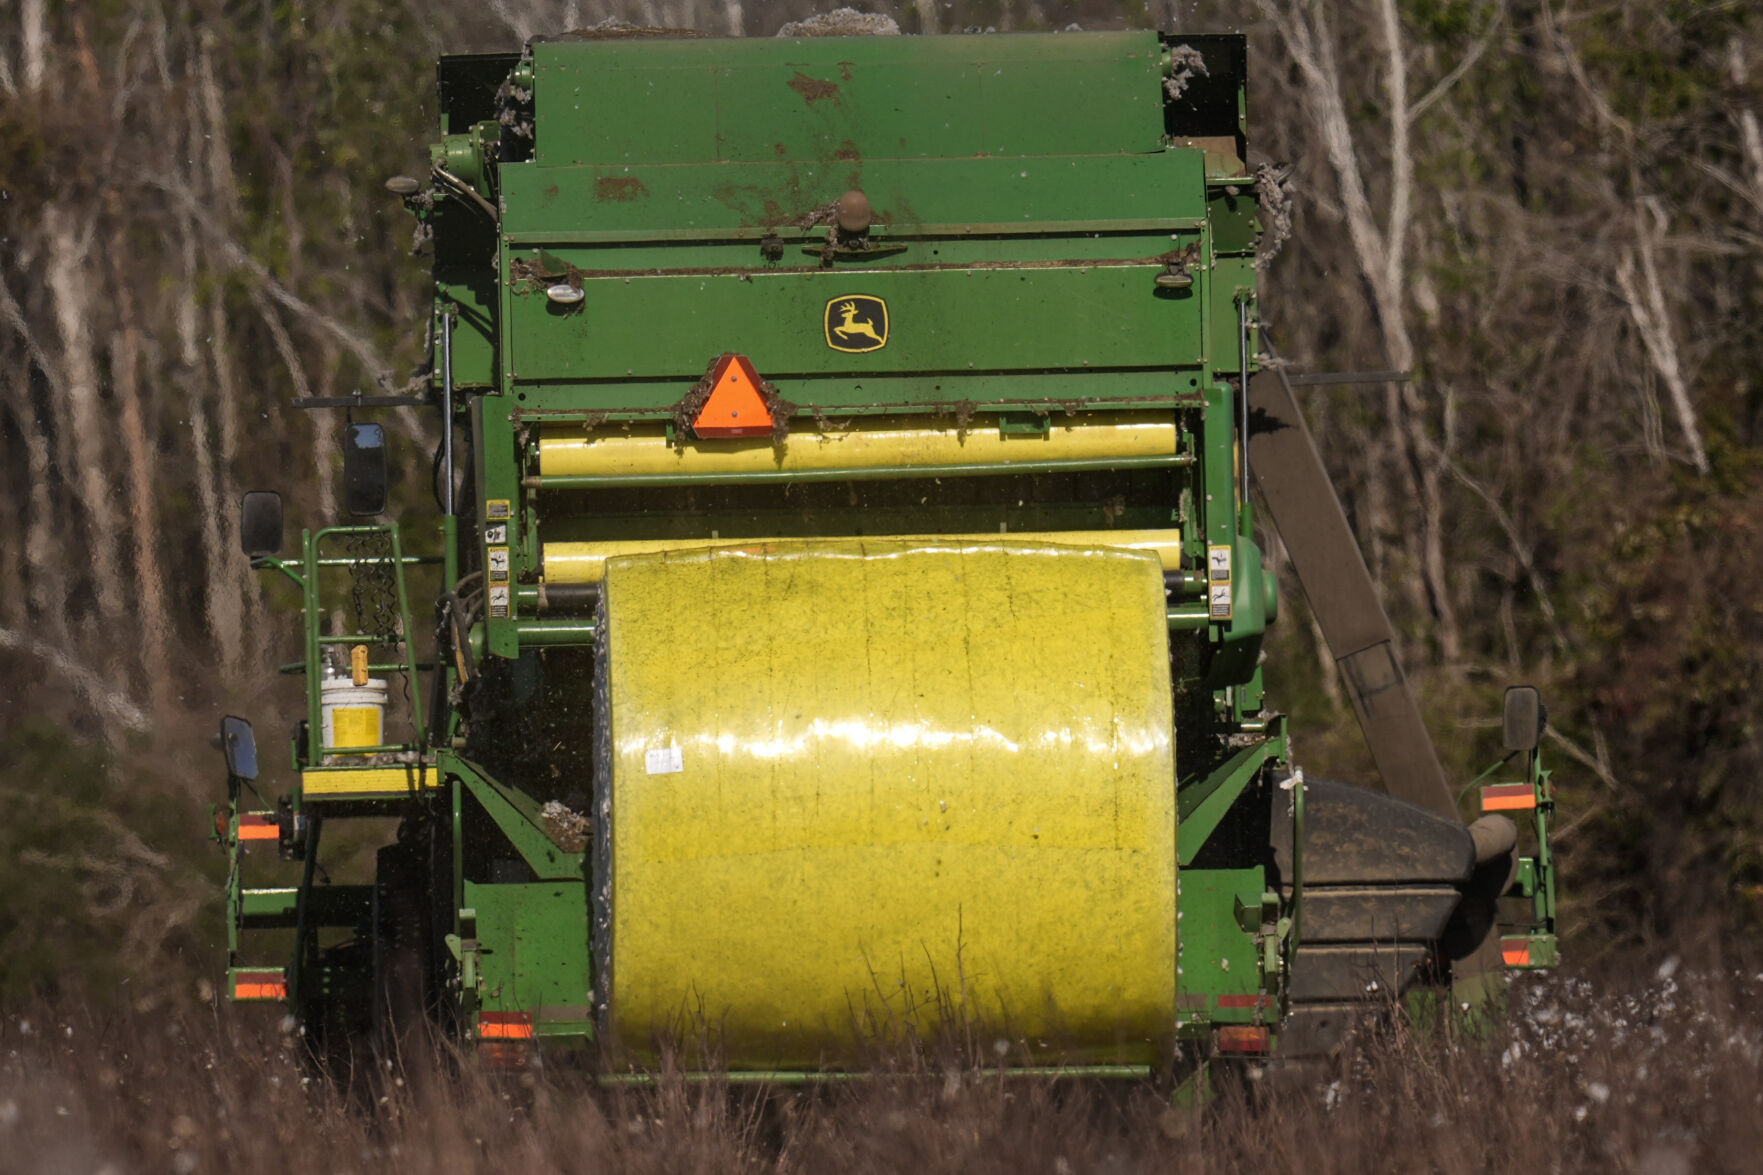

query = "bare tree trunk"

[
  {"left": 210, "top": 289, "right": 262, "bottom": 674},
  {"left": 1615, "top": 200, "right": 1709, "bottom": 475},
  {"left": 187, "top": 389, "right": 240, "bottom": 682},
  {"left": 19, "top": 420, "right": 68, "bottom": 644},
  {"left": 0, "top": 274, "right": 71, "bottom": 645},
  {"left": 20, "top": 0, "right": 46, "bottom": 93},
  {"left": 108, "top": 245, "right": 175, "bottom": 712},
  {"left": 197, "top": 34, "right": 241, "bottom": 224},
  {"left": 1262, "top": 0, "right": 1463, "bottom": 663},
  {"left": 173, "top": 202, "right": 246, "bottom": 683},
  {"left": 311, "top": 342, "right": 343, "bottom": 523},
  {"left": 43, "top": 205, "right": 131, "bottom": 638}
]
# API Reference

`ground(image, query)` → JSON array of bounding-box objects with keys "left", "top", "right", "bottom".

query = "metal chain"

[{"left": 344, "top": 530, "right": 400, "bottom": 646}]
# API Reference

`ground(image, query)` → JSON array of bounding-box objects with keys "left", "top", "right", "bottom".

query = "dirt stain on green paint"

[
  {"left": 594, "top": 176, "right": 648, "bottom": 201},
  {"left": 788, "top": 71, "right": 841, "bottom": 106}
]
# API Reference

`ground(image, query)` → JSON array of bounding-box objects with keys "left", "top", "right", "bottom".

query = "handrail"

[{"left": 301, "top": 524, "right": 428, "bottom": 761}]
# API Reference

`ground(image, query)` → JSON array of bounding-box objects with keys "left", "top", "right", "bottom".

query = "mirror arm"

[
  {"left": 250, "top": 555, "right": 307, "bottom": 590},
  {"left": 1456, "top": 749, "right": 1519, "bottom": 808},
  {"left": 228, "top": 770, "right": 272, "bottom": 810}
]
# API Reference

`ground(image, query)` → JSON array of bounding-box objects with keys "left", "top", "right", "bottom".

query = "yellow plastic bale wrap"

[{"left": 597, "top": 540, "right": 1177, "bottom": 1068}]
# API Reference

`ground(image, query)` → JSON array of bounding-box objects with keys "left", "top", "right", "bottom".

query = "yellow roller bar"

[
  {"left": 300, "top": 766, "right": 434, "bottom": 798},
  {"left": 537, "top": 413, "right": 1178, "bottom": 477},
  {"left": 601, "top": 540, "right": 1178, "bottom": 1068},
  {"left": 544, "top": 529, "right": 1183, "bottom": 584}
]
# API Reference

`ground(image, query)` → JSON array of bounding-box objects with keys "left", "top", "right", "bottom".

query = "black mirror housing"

[
  {"left": 344, "top": 422, "right": 389, "bottom": 516},
  {"left": 1503, "top": 685, "right": 1545, "bottom": 754},
  {"left": 221, "top": 715, "right": 259, "bottom": 781},
  {"left": 240, "top": 491, "right": 284, "bottom": 558}
]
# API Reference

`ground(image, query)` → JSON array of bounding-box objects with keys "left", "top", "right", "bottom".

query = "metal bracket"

[{"left": 292, "top": 393, "right": 428, "bottom": 409}]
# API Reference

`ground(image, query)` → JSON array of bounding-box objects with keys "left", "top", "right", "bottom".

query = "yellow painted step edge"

[{"left": 300, "top": 766, "right": 435, "bottom": 797}]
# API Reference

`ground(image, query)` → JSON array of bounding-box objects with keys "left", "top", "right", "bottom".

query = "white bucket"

[{"left": 321, "top": 676, "right": 388, "bottom": 755}]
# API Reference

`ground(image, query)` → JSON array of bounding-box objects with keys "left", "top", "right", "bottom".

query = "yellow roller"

[
  {"left": 538, "top": 413, "right": 1178, "bottom": 477},
  {"left": 599, "top": 540, "right": 1177, "bottom": 1068},
  {"left": 546, "top": 529, "right": 1183, "bottom": 584}
]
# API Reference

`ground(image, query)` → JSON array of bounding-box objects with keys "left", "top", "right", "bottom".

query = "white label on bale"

[{"left": 645, "top": 745, "right": 684, "bottom": 775}]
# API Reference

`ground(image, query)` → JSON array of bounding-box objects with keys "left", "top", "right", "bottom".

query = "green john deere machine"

[{"left": 216, "top": 28, "right": 1557, "bottom": 1077}]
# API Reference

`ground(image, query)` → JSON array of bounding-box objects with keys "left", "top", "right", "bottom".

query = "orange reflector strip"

[
  {"left": 1216, "top": 994, "right": 1276, "bottom": 1009},
  {"left": 478, "top": 1012, "right": 534, "bottom": 1040},
  {"left": 478, "top": 1041, "right": 533, "bottom": 1070},
  {"left": 1217, "top": 1025, "right": 1271, "bottom": 1054},
  {"left": 238, "top": 815, "right": 280, "bottom": 841},
  {"left": 1501, "top": 938, "right": 1532, "bottom": 967},
  {"left": 1481, "top": 783, "right": 1537, "bottom": 812},
  {"left": 691, "top": 354, "right": 774, "bottom": 439},
  {"left": 233, "top": 972, "right": 287, "bottom": 1000}
]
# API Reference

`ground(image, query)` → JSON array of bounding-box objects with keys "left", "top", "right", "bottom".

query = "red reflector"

[
  {"left": 233, "top": 971, "right": 286, "bottom": 1001},
  {"left": 1217, "top": 1025, "right": 1271, "bottom": 1054},
  {"left": 478, "top": 1041, "right": 533, "bottom": 1070},
  {"left": 1501, "top": 937, "right": 1532, "bottom": 967},
  {"left": 479, "top": 1011, "right": 534, "bottom": 1040},
  {"left": 238, "top": 814, "right": 280, "bottom": 841},
  {"left": 691, "top": 354, "right": 774, "bottom": 439},
  {"left": 1481, "top": 783, "right": 1537, "bottom": 812},
  {"left": 1216, "top": 994, "right": 1276, "bottom": 1009}
]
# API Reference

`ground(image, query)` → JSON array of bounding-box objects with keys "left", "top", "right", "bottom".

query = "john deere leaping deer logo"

[{"left": 824, "top": 295, "right": 889, "bottom": 353}]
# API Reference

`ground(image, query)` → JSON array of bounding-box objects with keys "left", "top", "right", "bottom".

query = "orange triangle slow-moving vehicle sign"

[{"left": 691, "top": 354, "right": 773, "bottom": 439}]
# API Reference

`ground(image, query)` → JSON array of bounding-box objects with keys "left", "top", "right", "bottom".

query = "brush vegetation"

[{"left": 3, "top": 966, "right": 1759, "bottom": 1173}]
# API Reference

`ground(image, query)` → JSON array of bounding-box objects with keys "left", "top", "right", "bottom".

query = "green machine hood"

[{"left": 433, "top": 31, "right": 1252, "bottom": 412}]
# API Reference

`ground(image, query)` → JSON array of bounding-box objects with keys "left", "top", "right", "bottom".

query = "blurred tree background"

[{"left": 0, "top": 0, "right": 1758, "bottom": 1005}]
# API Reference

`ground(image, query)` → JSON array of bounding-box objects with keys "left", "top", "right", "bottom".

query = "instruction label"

[
  {"left": 1207, "top": 543, "right": 1234, "bottom": 621},
  {"left": 1209, "top": 582, "right": 1234, "bottom": 621},
  {"left": 488, "top": 584, "right": 510, "bottom": 619},
  {"left": 484, "top": 522, "right": 508, "bottom": 545},
  {"left": 485, "top": 499, "right": 512, "bottom": 521},
  {"left": 1207, "top": 544, "right": 1233, "bottom": 584},
  {"left": 487, "top": 546, "right": 510, "bottom": 585}
]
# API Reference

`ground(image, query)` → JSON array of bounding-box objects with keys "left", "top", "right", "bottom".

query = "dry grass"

[{"left": 3, "top": 965, "right": 1760, "bottom": 1174}]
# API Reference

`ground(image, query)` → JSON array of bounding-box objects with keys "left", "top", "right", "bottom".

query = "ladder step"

[
  {"left": 228, "top": 966, "right": 286, "bottom": 1002},
  {"left": 240, "top": 885, "right": 373, "bottom": 930}
]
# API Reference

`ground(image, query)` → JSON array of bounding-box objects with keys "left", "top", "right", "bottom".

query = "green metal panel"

[
  {"left": 1177, "top": 744, "right": 1270, "bottom": 865},
  {"left": 507, "top": 371, "right": 1198, "bottom": 414},
  {"left": 500, "top": 154, "right": 1206, "bottom": 240},
  {"left": 506, "top": 266, "right": 1203, "bottom": 383},
  {"left": 531, "top": 32, "right": 1167, "bottom": 168},
  {"left": 1206, "top": 186, "right": 1260, "bottom": 254},
  {"left": 465, "top": 881, "right": 594, "bottom": 1024},
  {"left": 1176, "top": 868, "right": 1271, "bottom": 1022}
]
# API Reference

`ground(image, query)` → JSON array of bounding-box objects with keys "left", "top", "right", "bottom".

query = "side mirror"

[
  {"left": 220, "top": 715, "right": 259, "bottom": 781},
  {"left": 240, "top": 491, "right": 284, "bottom": 558},
  {"left": 343, "top": 422, "right": 388, "bottom": 516},
  {"left": 1503, "top": 685, "right": 1545, "bottom": 754}
]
